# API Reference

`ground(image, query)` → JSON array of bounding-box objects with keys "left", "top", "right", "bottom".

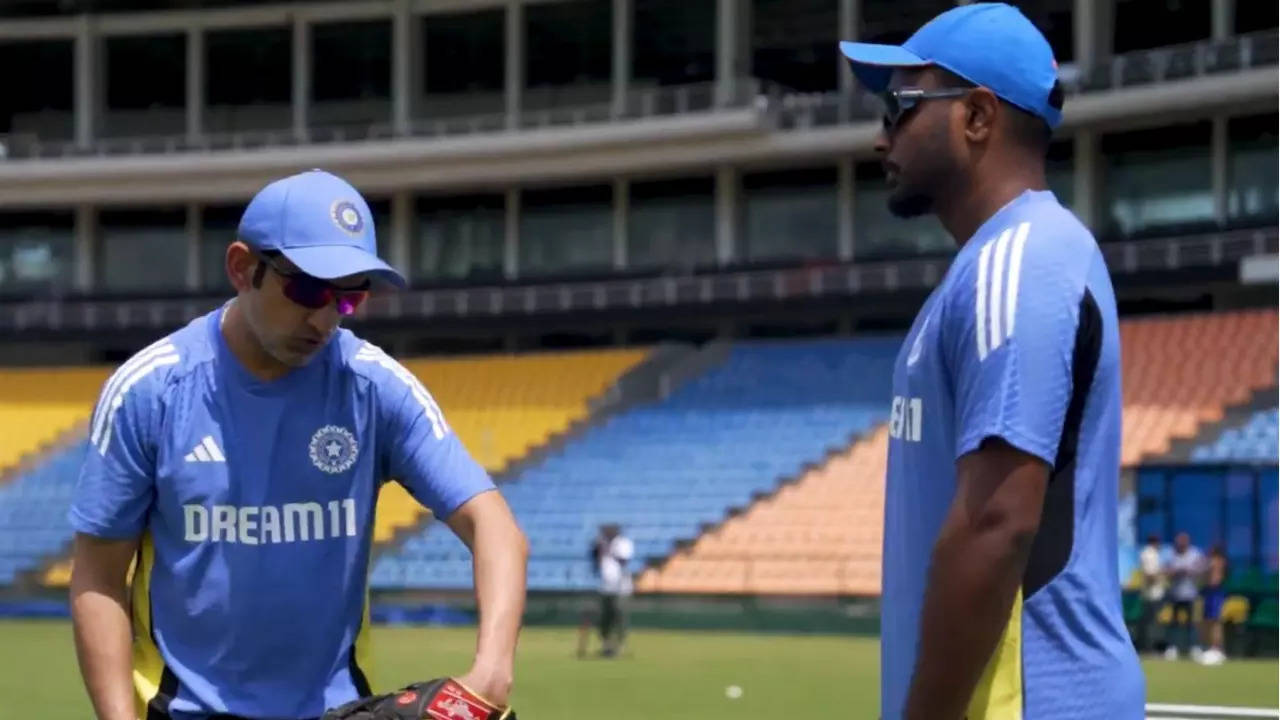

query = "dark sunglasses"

[
  {"left": 879, "top": 87, "right": 971, "bottom": 131},
  {"left": 255, "top": 254, "right": 371, "bottom": 316}
]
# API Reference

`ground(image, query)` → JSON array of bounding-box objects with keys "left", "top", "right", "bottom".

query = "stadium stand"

[
  {"left": 371, "top": 337, "right": 900, "bottom": 591},
  {"left": 0, "top": 443, "right": 85, "bottom": 586},
  {"left": 0, "top": 367, "right": 108, "bottom": 475},
  {"left": 371, "top": 348, "right": 648, "bottom": 543},
  {"left": 1191, "top": 408, "right": 1279, "bottom": 463},
  {"left": 636, "top": 426, "right": 888, "bottom": 595},
  {"left": 1120, "top": 309, "right": 1278, "bottom": 466}
]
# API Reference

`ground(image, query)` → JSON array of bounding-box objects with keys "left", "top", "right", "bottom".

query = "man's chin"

[{"left": 887, "top": 190, "right": 934, "bottom": 219}]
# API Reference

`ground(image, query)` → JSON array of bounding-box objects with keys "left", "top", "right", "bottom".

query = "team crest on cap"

[
  {"left": 330, "top": 200, "right": 364, "bottom": 235},
  {"left": 309, "top": 425, "right": 358, "bottom": 474}
]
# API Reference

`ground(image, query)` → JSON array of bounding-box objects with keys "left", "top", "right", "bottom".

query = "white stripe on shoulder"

[
  {"left": 988, "top": 227, "right": 1014, "bottom": 354},
  {"left": 1004, "top": 222, "right": 1031, "bottom": 339},
  {"left": 975, "top": 240, "right": 993, "bottom": 361},
  {"left": 90, "top": 339, "right": 178, "bottom": 445},
  {"left": 353, "top": 344, "right": 449, "bottom": 439},
  {"left": 95, "top": 352, "right": 180, "bottom": 455}
]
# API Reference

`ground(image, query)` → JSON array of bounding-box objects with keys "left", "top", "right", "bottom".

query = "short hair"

[{"left": 936, "top": 68, "right": 1061, "bottom": 156}]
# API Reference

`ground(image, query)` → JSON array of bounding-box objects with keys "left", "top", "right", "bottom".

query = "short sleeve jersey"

[
  {"left": 70, "top": 305, "right": 494, "bottom": 719},
  {"left": 880, "top": 191, "right": 1144, "bottom": 720}
]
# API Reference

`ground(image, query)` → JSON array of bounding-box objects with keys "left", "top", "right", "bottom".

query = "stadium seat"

[
  {"left": 0, "top": 367, "right": 109, "bottom": 474},
  {"left": 375, "top": 337, "right": 900, "bottom": 592},
  {"left": 1191, "top": 408, "right": 1279, "bottom": 463}
]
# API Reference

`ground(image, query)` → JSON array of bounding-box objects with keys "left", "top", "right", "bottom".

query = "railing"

[
  {"left": 773, "top": 30, "right": 1280, "bottom": 130},
  {"left": 1146, "top": 704, "right": 1280, "bottom": 720},
  {"left": 0, "top": 227, "right": 1272, "bottom": 334},
  {"left": 0, "top": 29, "right": 1274, "bottom": 161},
  {"left": 0, "top": 78, "right": 764, "bottom": 161}
]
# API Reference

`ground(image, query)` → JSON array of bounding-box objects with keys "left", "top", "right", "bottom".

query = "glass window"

[
  {"left": 1114, "top": 0, "right": 1210, "bottom": 54},
  {"left": 629, "top": 177, "right": 715, "bottom": 271},
  {"left": 525, "top": 0, "right": 612, "bottom": 110},
  {"left": 312, "top": 20, "right": 391, "bottom": 130},
  {"left": 104, "top": 34, "right": 186, "bottom": 138},
  {"left": 854, "top": 162, "right": 951, "bottom": 260},
  {"left": 752, "top": 0, "right": 838, "bottom": 93},
  {"left": 422, "top": 10, "right": 505, "bottom": 119},
  {"left": 206, "top": 28, "right": 291, "bottom": 133},
  {"left": 0, "top": 40, "right": 73, "bottom": 142},
  {"left": 416, "top": 195, "right": 505, "bottom": 282},
  {"left": 98, "top": 208, "right": 188, "bottom": 294},
  {"left": 633, "top": 0, "right": 715, "bottom": 86},
  {"left": 860, "top": 0, "right": 943, "bottom": 45},
  {"left": 0, "top": 211, "right": 74, "bottom": 296},
  {"left": 1235, "top": 0, "right": 1277, "bottom": 34},
  {"left": 743, "top": 168, "right": 838, "bottom": 264},
  {"left": 1102, "top": 122, "right": 1213, "bottom": 239},
  {"left": 1227, "top": 113, "right": 1279, "bottom": 226},
  {"left": 200, "top": 205, "right": 240, "bottom": 293},
  {"left": 520, "top": 186, "right": 612, "bottom": 277},
  {"left": 1014, "top": 0, "right": 1074, "bottom": 63}
]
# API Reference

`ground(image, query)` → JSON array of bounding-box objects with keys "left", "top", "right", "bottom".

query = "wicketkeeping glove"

[{"left": 321, "top": 678, "right": 517, "bottom": 720}]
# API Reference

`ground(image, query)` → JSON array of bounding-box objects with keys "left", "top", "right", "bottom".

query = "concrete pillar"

[
  {"left": 391, "top": 190, "right": 414, "bottom": 277},
  {"left": 837, "top": 0, "right": 857, "bottom": 92},
  {"left": 1212, "top": 0, "right": 1234, "bottom": 40},
  {"left": 392, "top": 0, "right": 420, "bottom": 135},
  {"left": 612, "top": 0, "right": 632, "bottom": 116},
  {"left": 505, "top": 0, "right": 524, "bottom": 130},
  {"left": 74, "top": 17, "right": 97, "bottom": 148},
  {"left": 186, "top": 203, "right": 202, "bottom": 291},
  {"left": 715, "top": 165, "right": 738, "bottom": 265},
  {"left": 504, "top": 188, "right": 520, "bottom": 279},
  {"left": 74, "top": 205, "right": 96, "bottom": 293},
  {"left": 292, "top": 16, "right": 310, "bottom": 141},
  {"left": 1073, "top": 130, "right": 1101, "bottom": 231},
  {"left": 186, "top": 26, "right": 204, "bottom": 141},
  {"left": 715, "top": 0, "right": 737, "bottom": 106},
  {"left": 1074, "top": 0, "right": 1112, "bottom": 71},
  {"left": 613, "top": 178, "right": 629, "bottom": 270},
  {"left": 837, "top": 158, "right": 855, "bottom": 261},
  {"left": 1211, "top": 116, "right": 1229, "bottom": 225}
]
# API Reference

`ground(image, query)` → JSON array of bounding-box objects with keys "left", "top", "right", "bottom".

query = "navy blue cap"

[
  {"left": 840, "top": 2, "right": 1062, "bottom": 129},
  {"left": 238, "top": 169, "right": 406, "bottom": 288}
]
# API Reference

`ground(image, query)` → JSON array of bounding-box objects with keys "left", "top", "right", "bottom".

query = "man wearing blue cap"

[
  {"left": 68, "top": 169, "right": 528, "bottom": 720},
  {"left": 841, "top": 4, "right": 1143, "bottom": 719}
]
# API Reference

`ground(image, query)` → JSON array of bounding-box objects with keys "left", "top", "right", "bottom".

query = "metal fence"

[
  {"left": 1147, "top": 704, "right": 1280, "bottom": 720},
  {"left": 0, "top": 227, "right": 1273, "bottom": 334}
]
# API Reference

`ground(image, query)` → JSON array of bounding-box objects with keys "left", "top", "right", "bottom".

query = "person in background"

[
  {"left": 1197, "top": 544, "right": 1229, "bottom": 665},
  {"left": 1164, "top": 531, "right": 1204, "bottom": 661},
  {"left": 594, "top": 523, "right": 635, "bottom": 658},
  {"left": 1138, "top": 534, "right": 1168, "bottom": 653}
]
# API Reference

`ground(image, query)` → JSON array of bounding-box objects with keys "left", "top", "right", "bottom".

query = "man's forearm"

[
  {"left": 904, "top": 514, "right": 1033, "bottom": 720},
  {"left": 71, "top": 586, "right": 136, "bottom": 720},
  {"left": 468, "top": 514, "right": 529, "bottom": 697}
]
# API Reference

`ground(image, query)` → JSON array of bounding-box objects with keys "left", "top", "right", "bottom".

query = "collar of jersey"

[{"left": 958, "top": 189, "right": 1057, "bottom": 260}]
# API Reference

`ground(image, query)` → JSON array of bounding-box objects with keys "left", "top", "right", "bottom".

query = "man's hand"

[
  {"left": 321, "top": 678, "right": 515, "bottom": 720},
  {"left": 456, "top": 660, "right": 513, "bottom": 709}
]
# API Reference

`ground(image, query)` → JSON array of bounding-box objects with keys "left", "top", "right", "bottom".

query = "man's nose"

[{"left": 307, "top": 303, "right": 341, "bottom": 335}]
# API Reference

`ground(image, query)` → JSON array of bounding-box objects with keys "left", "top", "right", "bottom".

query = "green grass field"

[{"left": 4, "top": 620, "right": 1275, "bottom": 718}]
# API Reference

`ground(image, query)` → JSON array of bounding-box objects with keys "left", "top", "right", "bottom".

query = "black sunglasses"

[
  {"left": 879, "top": 87, "right": 971, "bottom": 131},
  {"left": 254, "top": 253, "right": 371, "bottom": 316}
]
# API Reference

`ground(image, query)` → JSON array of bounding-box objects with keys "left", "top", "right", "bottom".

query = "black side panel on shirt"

[
  {"left": 145, "top": 666, "right": 180, "bottom": 720},
  {"left": 1022, "top": 289, "right": 1103, "bottom": 600}
]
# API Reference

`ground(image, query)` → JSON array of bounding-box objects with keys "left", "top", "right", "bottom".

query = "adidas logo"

[{"left": 184, "top": 436, "right": 226, "bottom": 463}]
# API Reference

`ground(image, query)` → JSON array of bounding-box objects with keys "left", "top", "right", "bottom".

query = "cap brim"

[
  {"left": 279, "top": 244, "right": 407, "bottom": 289},
  {"left": 838, "top": 41, "right": 931, "bottom": 93}
]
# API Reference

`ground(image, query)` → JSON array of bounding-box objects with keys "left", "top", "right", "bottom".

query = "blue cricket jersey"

[
  {"left": 70, "top": 304, "right": 494, "bottom": 720},
  {"left": 881, "top": 190, "right": 1144, "bottom": 719}
]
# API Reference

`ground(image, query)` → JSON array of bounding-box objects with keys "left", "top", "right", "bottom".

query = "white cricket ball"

[{"left": 725, "top": 685, "right": 743, "bottom": 700}]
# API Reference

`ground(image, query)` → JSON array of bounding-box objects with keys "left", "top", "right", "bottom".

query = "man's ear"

[
  {"left": 226, "top": 241, "right": 258, "bottom": 293},
  {"left": 962, "top": 88, "right": 1000, "bottom": 144}
]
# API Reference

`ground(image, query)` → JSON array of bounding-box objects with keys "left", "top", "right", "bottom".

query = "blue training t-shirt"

[
  {"left": 70, "top": 305, "right": 495, "bottom": 720},
  {"left": 881, "top": 190, "right": 1144, "bottom": 720}
]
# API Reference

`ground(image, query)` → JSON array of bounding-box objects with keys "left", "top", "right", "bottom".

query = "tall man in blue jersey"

[
  {"left": 841, "top": 4, "right": 1143, "bottom": 719},
  {"left": 68, "top": 169, "right": 529, "bottom": 720}
]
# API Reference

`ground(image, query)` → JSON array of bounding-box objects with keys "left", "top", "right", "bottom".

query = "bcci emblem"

[
  {"left": 309, "top": 425, "right": 358, "bottom": 474},
  {"left": 330, "top": 200, "right": 364, "bottom": 235}
]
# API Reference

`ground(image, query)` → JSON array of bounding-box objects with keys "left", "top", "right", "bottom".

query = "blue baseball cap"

[
  {"left": 238, "top": 169, "right": 406, "bottom": 288},
  {"left": 839, "top": 2, "right": 1062, "bottom": 129}
]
